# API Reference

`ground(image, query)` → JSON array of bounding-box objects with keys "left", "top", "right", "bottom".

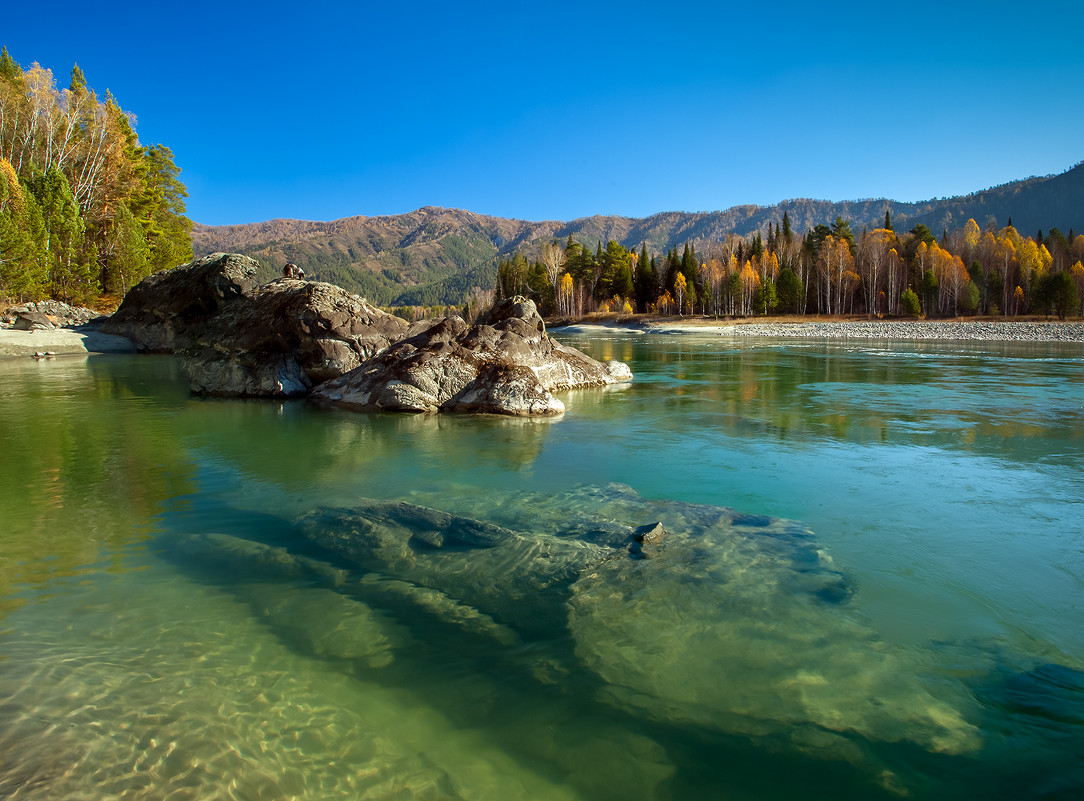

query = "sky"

[{"left": 4, "top": 1, "right": 1083, "bottom": 226}]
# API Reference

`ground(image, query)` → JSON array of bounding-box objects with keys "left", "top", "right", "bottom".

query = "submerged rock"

[
  {"left": 162, "top": 483, "right": 993, "bottom": 788},
  {"left": 311, "top": 296, "right": 632, "bottom": 415},
  {"left": 300, "top": 486, "right": 980, "bottom": 767},
  {"left": 295, "top": 499, "right": 616, "bottom": 638}
]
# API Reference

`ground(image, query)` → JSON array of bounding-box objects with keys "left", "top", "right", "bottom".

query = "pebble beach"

[{"left": 637, "top": 319, "right": 1084, "bottom": 343}]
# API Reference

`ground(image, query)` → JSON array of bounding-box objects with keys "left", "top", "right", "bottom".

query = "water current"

[{"left": 0, "top": 329, "right": 1081, "bottom": 800}]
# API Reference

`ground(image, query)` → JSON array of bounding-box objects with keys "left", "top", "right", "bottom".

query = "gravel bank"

[{"left": 643, "top": 320, "right": 1084, "bottom": 343}]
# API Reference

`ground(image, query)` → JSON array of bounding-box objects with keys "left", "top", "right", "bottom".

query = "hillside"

[{"left": 192, "top": 162, "right": 1084, "bottom": 306}]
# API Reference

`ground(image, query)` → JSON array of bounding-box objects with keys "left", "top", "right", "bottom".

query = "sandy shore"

[
  {"left": 557, "top": 319, "right": 1084, "bottom": 343},
  {"left": 0, "top": 325, "right": 136, "bottom": 357}
]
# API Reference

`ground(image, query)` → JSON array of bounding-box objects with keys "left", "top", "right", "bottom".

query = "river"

[{"left": 0, "top": 330, "right": 1081, "bottom": 800}]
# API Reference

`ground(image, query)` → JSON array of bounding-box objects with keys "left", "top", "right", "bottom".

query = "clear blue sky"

[{"left": 5, "top": 1, "right": 1083, "bottom": 225}]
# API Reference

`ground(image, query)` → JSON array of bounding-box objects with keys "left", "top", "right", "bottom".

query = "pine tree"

[
  {"left": 69, "top": 63, "right": 86, "bottom": 93},
  {"left": 884, "top": 210, "right": 893, "bottom": 231},
  {"left": 0, "top": 53, "right": 192, "bottom": 303},
  {"left": 0, "top": 47, "right": 19, "bottom": 81}
]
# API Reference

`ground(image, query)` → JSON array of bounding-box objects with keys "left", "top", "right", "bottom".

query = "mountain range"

[{"left": 192, "top": 162, "right": 1084, "bottom": 307}]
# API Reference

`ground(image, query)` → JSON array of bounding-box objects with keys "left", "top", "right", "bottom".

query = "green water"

[{"left": 0, "top": 332, "right": 1081, "bottom": 800}]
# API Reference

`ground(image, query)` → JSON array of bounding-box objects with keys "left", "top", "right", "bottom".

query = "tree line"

[
  {"left": 490, "top": 211, "right": 1084, "bottom": 320},
  {"left": 0, "top": 48, "right": 191, "bottom": 306}
]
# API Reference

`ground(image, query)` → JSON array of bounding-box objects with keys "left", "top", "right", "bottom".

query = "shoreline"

[
  {"left": 0, "top": 325, "right": 137, "bottom": 357},
  {"left": 552, "top": 318, "right": 1084, "bottom": 343},
  {"left": 5, "top": 317, "right": 1084, "bottom": 359}
]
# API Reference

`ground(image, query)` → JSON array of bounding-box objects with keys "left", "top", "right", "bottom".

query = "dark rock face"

[
  {"left": 99, "top": 253, "right": 409, "bottom": 397},
  {"left": 101, "top": 252, "right": 260, "bottom": 351},
  {"left": 184, "top": 279, "right": 409, "bottom": 397},
  {"left": 311, "top": 296, "right": 632, "bottom": 415}
]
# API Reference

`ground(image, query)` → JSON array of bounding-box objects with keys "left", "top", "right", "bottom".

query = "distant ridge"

[{"left": 192, "top": 162, "right": 1084, "bottom": 306}]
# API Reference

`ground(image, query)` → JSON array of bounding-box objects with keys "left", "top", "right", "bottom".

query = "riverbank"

[
  {"left": 0, "top": 325, "right": 136, "bottom": 357},
  {"left": 552, "top": 316, "right": 1084, "bottom": 343}
]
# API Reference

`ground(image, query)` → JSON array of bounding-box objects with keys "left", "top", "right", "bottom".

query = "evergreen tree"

[
  {"left": 633, "top": 244, "right": 657, "bottom": 312},
  {"left": 776, "top": 268, "right": 803, "bottom": 313},
  {"left": 884, "top": 210, "right": 892, "bottom": 231},
  {"left": 0, "top": 160, "right": 42, "bottom": 299},
  {"left": 830, "top": 216, "right": 856, "bottom": 256},
  {"left": 27, "top": 168, "right": 92, "bottom": 303},
  {"left": 0, "top": 47, "right": 19, "bottom": 81},
  {"left": 69, "top": 63, "right": 86, "bottom": 93},
  {"left": 0, "top": 54, "right": 191, "bottom": 304},
  {"left": 106, "top": 203, "right": 148, "bottom": 296}
]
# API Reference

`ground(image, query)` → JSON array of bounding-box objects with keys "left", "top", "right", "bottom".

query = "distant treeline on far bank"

[{"left": 461, "top": 215, "right": 1083, "bottom": 324}]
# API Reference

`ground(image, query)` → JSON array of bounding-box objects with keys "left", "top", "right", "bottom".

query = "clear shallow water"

[{"left": 0, "top": 335, "right": 1082, "bottom": 801}]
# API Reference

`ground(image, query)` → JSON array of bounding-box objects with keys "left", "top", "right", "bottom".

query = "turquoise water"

[{"left": 0, "top": 332, "right": 1082, "bottom": 800}]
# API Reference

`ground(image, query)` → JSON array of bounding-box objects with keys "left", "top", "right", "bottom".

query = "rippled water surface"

[{"left": 1, "top": 332, "right": 1082, "bottom": 800}]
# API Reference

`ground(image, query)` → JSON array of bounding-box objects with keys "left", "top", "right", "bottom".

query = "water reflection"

[
  {"left": 0, "top": 356, "right": 194, "bottom": 612},
  {"left": 554, "top": 331, "right": 1084, "bottom": 460}
]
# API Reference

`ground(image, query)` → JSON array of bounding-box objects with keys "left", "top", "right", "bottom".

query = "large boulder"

[
  {"left": 99, "top": 253, "right": 410, "bottom": 397},
  {"left": 311, "top": 296, "right": 632, "bottom": 415},
  {"left": 100, "top": 252, "right": 260, "bottom": 351},
  {"left": 183, "top": 279, "right": 409, "bottom": 397}
]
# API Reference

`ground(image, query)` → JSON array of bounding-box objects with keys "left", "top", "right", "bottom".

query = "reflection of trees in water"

[
  {"left": 567, "top": 335, "right": 1083, "bottom": 456},
  {"left": 0, "top": 356, "right": 195, "bottom": 610}
]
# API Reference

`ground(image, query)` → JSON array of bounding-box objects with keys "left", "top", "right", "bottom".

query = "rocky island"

[{"left": 100, "top": 253, "right": 632, "bottom": 415}]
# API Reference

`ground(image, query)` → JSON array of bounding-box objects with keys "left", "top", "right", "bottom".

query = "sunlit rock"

[
  {"left": 310, "top": 296, "right": 632, "bottom": 416},
  {"left": 183, "top": 279, "right": 408, "bottom": 396}
]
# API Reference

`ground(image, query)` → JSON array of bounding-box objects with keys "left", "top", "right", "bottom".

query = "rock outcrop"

[
  {"left": 311, "top": 296, "right": 632, "bottom": 415},
  {"left": 101, "top": 252, "right": 260, "bottom": 351},
  {"left": 99, "top": 252, "right": 409, "bottom": 397},
  {"left": 99, "top": 255, "right": 630, "bottom": 412},
  {"left": 183, "top": 279, "right": 409, "bottom": 397}
]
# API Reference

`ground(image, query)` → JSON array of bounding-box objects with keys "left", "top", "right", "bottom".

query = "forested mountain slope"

[{"left": 192, "top": 163, "right": 1084, "bottom": 306}]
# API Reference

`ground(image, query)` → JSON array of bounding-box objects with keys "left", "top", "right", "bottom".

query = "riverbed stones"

[{"left": 3, "top": 300, "right": 104, "bottom": 329}]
